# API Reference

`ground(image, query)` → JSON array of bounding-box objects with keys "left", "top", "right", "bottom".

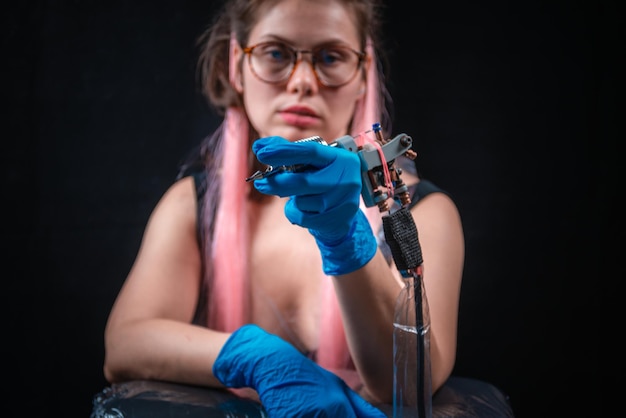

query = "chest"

[{"left": 247, "top": 198, "right": 327, "bottom": 352}]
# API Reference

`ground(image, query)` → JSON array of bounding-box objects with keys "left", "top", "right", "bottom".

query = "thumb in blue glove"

[
  {"left": 252, "top": 136, "right": 377, "bottom": 275},
  {"left": 213, "top": 324, "right": 386, "bottom": 418}
]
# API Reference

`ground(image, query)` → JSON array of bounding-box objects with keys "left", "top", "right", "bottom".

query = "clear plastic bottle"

[{"left": 393, "top": 269, "right": 432, "bottom": 418}]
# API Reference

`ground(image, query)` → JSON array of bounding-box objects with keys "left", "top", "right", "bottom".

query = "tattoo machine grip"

[{"left": 382, "top": 207, "right": 423, "bottom": 272}]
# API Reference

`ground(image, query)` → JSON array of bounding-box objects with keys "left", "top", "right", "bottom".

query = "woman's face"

[{"left": 233, "top": 0, "right": 366, "bottom": 143}]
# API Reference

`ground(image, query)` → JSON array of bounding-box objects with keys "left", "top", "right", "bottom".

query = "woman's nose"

[{"left": 287, "top": 59, "right": 319, "bottom": 95}]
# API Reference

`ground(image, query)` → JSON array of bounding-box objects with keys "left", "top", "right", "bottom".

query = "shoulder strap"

[
  {"left": 191, "top": 170, "right": 207, "bottom": 246},
  {"left": 408, "top": 179, "right": 449, "bottom": 210}
]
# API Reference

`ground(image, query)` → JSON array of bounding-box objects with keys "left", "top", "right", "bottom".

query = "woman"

[{"left": 102, "top": 0, "right": 465, "bottom": 416}]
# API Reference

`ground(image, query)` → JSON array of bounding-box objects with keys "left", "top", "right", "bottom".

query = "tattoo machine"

[{"left": 245, "top": 123, "right": 417, "bottom": 213}]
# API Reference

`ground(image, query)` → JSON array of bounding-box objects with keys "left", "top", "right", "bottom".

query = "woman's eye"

[
  {"left": 263, "top": 45, "right": 291, "bottom": 62},
  {"left": 317, "top": 48, "right": 345, "bottom": 65}
]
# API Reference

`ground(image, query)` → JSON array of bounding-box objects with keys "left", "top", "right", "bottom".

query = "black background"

[{"left": 4, "top": 1, "right": 620, "bottom": 417}]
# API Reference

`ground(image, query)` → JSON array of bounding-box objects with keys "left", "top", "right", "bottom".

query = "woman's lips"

[{"left": 279, "top": 106, "right": 319, "bottom": 128}]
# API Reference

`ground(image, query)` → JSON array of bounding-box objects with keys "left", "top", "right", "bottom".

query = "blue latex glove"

[
  {"left": 252, "top": 136, "right": 377, "bottom": 275},
  {"left": 213, "top": 324, "right": 386, "bottom": 418}
]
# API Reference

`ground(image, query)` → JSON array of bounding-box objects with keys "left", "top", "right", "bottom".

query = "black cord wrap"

[{"left": 382, "top": 207, "right": 422, "bottom": 272}]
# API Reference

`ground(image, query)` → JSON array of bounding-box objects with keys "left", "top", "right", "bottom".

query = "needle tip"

[{"left": 245, "top": 170, "right": 264, "bottom": 182}]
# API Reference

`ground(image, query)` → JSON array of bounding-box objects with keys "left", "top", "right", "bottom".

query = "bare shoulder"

[
  {"left": 130, "top": 175, "right": 202, "bottom": 287},
  {"left": 132, "top": 176, "right": 201, "bottom": 260},
  {"left": 149, "top": 176, "right": 198, "bottom": 229},
  {"left": 409, "top": 183, "right": 465, "bottom": 261},
  {"left": 158, "top": 176, "right": 197, "bottom": 209},
  {"left": 396, "top": 161, "right": 461, "bottom": 228},
  {"left": 411, "top": 188, "right": 461, "bottom": 224}
]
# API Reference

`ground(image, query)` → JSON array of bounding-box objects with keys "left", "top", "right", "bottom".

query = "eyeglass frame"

[{"left": 241, "top": 41, "right": 367, "bottom": 88}]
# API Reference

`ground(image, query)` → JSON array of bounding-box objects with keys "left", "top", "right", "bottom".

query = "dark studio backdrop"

[{"left": 4, "top": 1, "right": 619, "bottom": 417}]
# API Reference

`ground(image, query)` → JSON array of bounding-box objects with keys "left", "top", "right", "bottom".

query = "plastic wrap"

[
  {"left": 91, "top": 377, "right": 514, "bottom": 417},
  {"left": 90, "top": 380, "right": 268, "bottom": 418}
]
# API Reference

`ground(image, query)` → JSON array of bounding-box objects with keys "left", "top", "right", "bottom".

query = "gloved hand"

[
  {"left": 213, "top": 324, "right": 386, "bottom": 418},
  {"left": 252, "top": 136, "right": 377, "bottom": 275}
]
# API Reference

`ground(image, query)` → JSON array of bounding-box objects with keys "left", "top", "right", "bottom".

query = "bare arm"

[
  {"left": 334, "top": 191, "right": 464, "bottom": 403},
  {"left": 103, "top": 176, "right": 230, "bottom": 388}
]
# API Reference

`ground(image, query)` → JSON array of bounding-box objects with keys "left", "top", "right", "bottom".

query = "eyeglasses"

[{"left": 242, "top": 41, "right": 365, "bottom": 88}]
